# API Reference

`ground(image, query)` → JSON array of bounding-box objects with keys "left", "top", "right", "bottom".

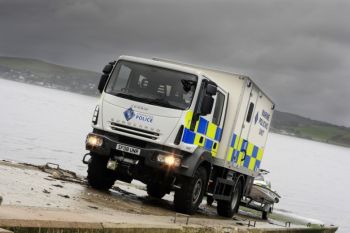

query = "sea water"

[{"left": 0, "top": 78, "right": 348, "bottom": 232}]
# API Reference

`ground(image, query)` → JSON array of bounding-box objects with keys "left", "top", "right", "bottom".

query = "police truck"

[{"left": 83, "top": 56, "right": 274, "bottom": 216}]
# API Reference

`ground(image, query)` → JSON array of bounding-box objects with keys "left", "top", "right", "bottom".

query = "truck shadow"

[{"left": 79, "top": 181, "right": 262, "bottom": 221}]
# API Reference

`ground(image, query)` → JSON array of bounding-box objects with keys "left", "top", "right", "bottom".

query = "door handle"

[{"left": 241, "top": 150, "right": 246, "bottom": 161}]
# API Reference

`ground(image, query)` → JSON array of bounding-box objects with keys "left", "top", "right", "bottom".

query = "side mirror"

[
  {"left": 98, "top": 74, "right": 109, "bottom": 93},
  {"left": 102, "top": 64, "right": 113, "bottom": 74},
  {"left": 206, "top": 83, "right": 217, "bottom": 96},
  {"left": 200, "top": 95, "right": 214, "bottom": 115}
]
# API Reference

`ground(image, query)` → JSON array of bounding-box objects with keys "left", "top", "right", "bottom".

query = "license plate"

[{"left": 116, "top": 144, "right": 141, "bottom": 155}]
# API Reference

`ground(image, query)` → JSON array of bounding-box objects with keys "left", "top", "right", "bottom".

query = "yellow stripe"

[
  {"left": 233, "top": 136, "right": 239, "bottom": 150},
  {"left": 227, "top": 147, "right": 234, "bottom": 161},
  {"left": 246, "top": 142, "right": 254, "bottom": 156},
  {"left": 184, "top": 111, "right": 193, "bottom": 129},
  {"left": 237, "top": 138, "right": 244, "bottom": 151},
  {"left": 248, "top": 157, "right": 256, "bottom": 170},
  {"left": 194, "top": 120, "right": 200, "bottom": 132},
  {"left": 206, "top": 122, "right": 217, "bottom": 139},
  {"left": 257, "top": 148, "right": 264, "bottom": 161}
]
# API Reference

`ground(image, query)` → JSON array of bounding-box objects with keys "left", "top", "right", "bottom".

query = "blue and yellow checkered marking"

[
  {"left": 181, "top": 111, "right": 222, "bottom": 157},
  {"left": 182, "top": 128, "right": 196, "bottom": 144},
  {"left": 226, "top": 133, "right": 264, "bottom": 172},
  {"left": 182, "top": 111, "right": 265, "bottom": 168},
  {"left": 196, "top": 117, "right": 208, "bottom": 135},
  {"left": 215, "top": 128, "right": 222, "bottom": 141}
]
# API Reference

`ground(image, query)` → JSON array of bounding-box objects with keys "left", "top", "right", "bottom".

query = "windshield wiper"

[
  {"left": 110, "top": 92, "right": 183, "bottom": 110},
  {"left": 111, "top": 92, "right": 144, "bottom": 102},
  {"left": 144, "top": 98, "right": 183, "bottom": 110}
]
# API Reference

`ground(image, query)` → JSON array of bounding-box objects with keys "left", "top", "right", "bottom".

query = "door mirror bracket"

[{"left": 98, "top": 74, "right": 109, "bottom": 93}]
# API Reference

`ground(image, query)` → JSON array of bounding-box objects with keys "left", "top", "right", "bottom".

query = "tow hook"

[
  {"left": 171, "top": 177, "right": 181, "bottom": 190},
  {"left": 82, "top": 153, "right": 91, "bottom": 164}
]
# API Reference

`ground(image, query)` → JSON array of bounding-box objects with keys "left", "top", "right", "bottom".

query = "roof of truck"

[{"left": 119, "top": 55, "right": 274, "bottom": 105}]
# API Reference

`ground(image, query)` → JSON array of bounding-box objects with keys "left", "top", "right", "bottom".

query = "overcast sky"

[{"left": 1, "top": 0, "right": 349, "bottom": 126}]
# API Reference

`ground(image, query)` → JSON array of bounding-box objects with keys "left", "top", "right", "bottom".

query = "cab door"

[{"left": 183, "top": 77, "right": 227, "bottom": 156}]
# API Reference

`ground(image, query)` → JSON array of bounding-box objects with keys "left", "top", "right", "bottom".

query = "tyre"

[
  {"left": 147, "top": 182, "right": 166, "bottom": 199},
  {"left": 174, "top": 166, "right": 208, "bottom": 215},
  {"left": 207, "top": 196, "right": 214, "bottom": 206},
  {"left": 217, "top": 179, "right": 243, "bottom": 217},
  {"left": 87, "top": 154, "right": 116, "bottom": 191}
]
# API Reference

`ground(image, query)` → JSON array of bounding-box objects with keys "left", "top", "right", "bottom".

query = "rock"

[
  {"left": 43, "top": 189, "right": 51, "bottom": 194},
  {"left": 57, "top": 194, "right": 70, "bottom": 199}
]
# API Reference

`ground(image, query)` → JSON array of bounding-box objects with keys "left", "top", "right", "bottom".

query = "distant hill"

[
  {"left": 0, "top": 56, "right": 100, "bottom": 96},
  {"left": 1, "top": 56, "right": 349, "bottom": 147},
  {"left": 271, "top": 111, "right": 350, "bottom": 147}
]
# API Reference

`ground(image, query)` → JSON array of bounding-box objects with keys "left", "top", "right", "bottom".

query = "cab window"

[{"left": 212, "top": 91, "right": 225, "bottom": 125}]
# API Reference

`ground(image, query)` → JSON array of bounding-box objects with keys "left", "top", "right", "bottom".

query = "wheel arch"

[
  {"left": 198, "top": 160, "right": 212, "bottom": 179},
  {"left": 178, "top": 147, "right": 213, "bottom": 178}
]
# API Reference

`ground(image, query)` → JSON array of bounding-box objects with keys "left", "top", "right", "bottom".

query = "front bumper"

[{"left": 85, "top": 132, "right": 187, "bottom": 173}]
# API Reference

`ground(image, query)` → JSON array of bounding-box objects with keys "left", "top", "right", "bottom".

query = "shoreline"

[{"left": 0, "top": 160, "right": 337, "bottom": 233}]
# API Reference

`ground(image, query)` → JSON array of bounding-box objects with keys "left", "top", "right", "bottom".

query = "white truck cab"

[{"left": 83, "top": 56, "right": 274, "bottom": 216}]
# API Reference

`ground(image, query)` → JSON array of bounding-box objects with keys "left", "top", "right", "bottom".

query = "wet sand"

[{"left": 0, "top": 160, "right": 337, "bottom": 233}]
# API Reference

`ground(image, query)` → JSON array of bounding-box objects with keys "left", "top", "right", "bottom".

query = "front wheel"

[
  {"left": 87, "top": 154, "right": 116, "bottom": 191},
  {"left": 217, "top": 179, "right": 243, "bottom": 217},
  {"left": 174, "top": 166, "right": 208, "bottom": 215}
]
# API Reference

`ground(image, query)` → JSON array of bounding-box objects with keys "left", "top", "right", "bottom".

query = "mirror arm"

[{"left": 190, "top": 113, "right": 199, "bottom": 131}]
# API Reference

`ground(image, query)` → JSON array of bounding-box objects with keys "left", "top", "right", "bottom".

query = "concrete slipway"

[{"left": 0, "top": 161, "right": 337, "bottom": 233}]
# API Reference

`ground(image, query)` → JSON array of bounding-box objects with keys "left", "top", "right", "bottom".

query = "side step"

[{"left": 213, "top": 177, "right": 236, "bottom": 201}]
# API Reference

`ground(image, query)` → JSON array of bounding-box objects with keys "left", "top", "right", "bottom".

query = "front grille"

[
  {"left": 109, "top": 122, "right": 159, "bottom": 140},
  {"left": 111, "top": 149, "right": 142, "bottom": 159}
]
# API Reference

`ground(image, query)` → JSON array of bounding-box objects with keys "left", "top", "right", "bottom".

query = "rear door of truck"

[
  {"left": 243, "top": 91, "right": 274, "bottom": 172},
  {"left": 234, "top": 86, "right": 259, "bottom": 169}
]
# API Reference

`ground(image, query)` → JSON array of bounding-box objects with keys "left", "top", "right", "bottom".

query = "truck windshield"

[{"left": 105, "top": 60, "right": 197, "bottom": 110}]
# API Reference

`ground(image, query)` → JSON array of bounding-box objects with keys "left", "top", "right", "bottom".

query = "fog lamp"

[
  {"left": 157, "top": 154, "right": 181, "bottom": 167},
  {"left": 86, "top": 134, "right": 103, "bottom": 147}
]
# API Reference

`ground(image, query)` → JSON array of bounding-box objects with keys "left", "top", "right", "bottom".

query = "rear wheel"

[
  {"left": 217, "top": 179, "right": 243, "bottom": 217},
  {"left": 147, "top": 182, "right": 166, "bottom": 199},
  {"left": 87, "top": 154, "right": 116, "bottom": 191},
  {"left": 174, "top": 166, "right": 208, "bottom": 215}
]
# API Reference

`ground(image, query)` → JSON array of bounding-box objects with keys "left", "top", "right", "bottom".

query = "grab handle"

[{"left": 241, "top": 150, "right": 246, "bottom": 161}]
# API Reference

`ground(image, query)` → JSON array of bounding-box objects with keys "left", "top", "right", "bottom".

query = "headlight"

[
  {"left": 86, "top": 134, "right": 103, "bottom": 147},
  {"left": 92, "top": 105, "right": 99, "bottom": 125},
  {"left": 157, "top": 154, "right": 181, "bottom": 167}
]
